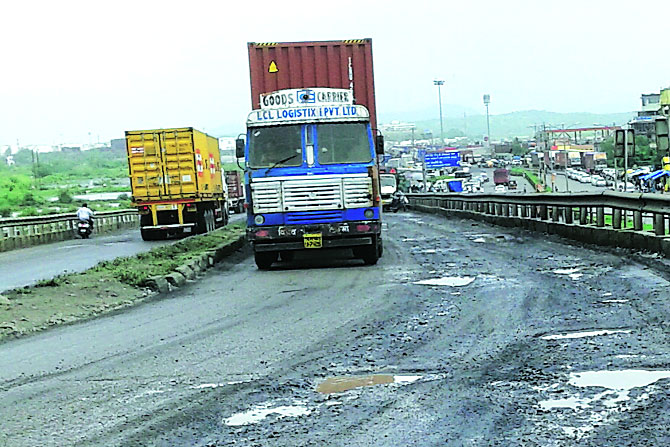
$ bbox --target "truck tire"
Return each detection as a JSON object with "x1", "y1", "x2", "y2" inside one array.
[
  {"x1": 255, "y1": 251, "x2": 277, "y2": 270},
  {"x1": 196, "y1": 208, "x2": 210, "y2": 234},
  {"x1": 355, "y1": 236, "x2": 381, "y2": 265},
  {"x1": 141, "y1": 228, "x2": 165, "y2": 241}
]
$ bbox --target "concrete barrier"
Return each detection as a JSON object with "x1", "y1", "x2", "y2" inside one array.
[
  {"x1": 0, "y1": 210, "x2": 139, "y2": 253},
  {"x1": 409, "y1": 193, "x2": 670, "y2": 258}
]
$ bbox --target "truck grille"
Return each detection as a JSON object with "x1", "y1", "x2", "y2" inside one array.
[
  {"x1": 250, "y1": 181, "x2": 282, "y2": 213},
  {"x1": 251, "y1": 175, "x2": 372, "y2": 214},
  {"x1": 343, "y1": 177, "x2": 373, "y2": 207},
  {"x1": 285, "y1": 210, "x2": 344, "y2": 224}
]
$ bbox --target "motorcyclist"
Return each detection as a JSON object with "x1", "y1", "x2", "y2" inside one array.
[
  {"x1": 390, "y1": 190, "x2": 408, "y2": 212},
  {"x1": 76, "y1": 203, "x2": 95, "y2": 229}
]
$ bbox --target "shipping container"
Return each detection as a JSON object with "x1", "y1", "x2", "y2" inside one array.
[
  {"x1": 247, "y1": 39, "x2": 377, "y2": 130},
  {"x1": 225, "y1": 170, "x2": 245, "y2": 213},
  {"x1": 125, "y1": 128, "x2": 228, "y2": 240},
  {"x1": 494, "y1": 168, "x2": 510, "y2": 185},
  {"x1": 554, "y1": 151, "x2": 567, "y2": 169}
]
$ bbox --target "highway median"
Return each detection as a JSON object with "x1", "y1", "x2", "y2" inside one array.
[{"x1": 0, "y1": 223, "x2": 245, "y2": 342}]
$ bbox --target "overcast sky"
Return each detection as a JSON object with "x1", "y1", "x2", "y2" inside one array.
[{"x1": 1, "y1": 0, "x2": 669, "y2": 145}]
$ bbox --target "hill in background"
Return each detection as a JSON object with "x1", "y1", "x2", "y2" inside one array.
[{"x1": 380, "y1": 109, "x2": 635, "y2": 141}]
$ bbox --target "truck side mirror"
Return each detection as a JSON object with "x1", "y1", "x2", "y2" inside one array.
[
  {"x1": 375, "y1": 134, "x2": 384, "y2": 155},
  {"x1": 235, "y1": 138, "x2": 245, "y2": 159}
]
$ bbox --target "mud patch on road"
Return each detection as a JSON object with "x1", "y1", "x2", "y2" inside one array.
[{"x1": 315, "y1": 374, "x2": 422, "y2": 394}]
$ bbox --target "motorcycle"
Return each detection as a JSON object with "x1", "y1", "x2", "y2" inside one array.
[
  {"x1": 389, "y1": 193, "x2": 409, "y2": 213},
  {"x1": 77, "y1": 219, "x2": 93, "y2": 239}
]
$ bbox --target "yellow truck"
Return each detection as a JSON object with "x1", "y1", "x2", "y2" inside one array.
[{"x1": 125, "y1": 128, "x2": 228, "y2": 240}]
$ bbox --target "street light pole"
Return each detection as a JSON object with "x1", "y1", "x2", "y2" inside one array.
[
  {"x1": 434, "y1": 80, "x2": 444, "y2": 146},
  {"x1": 483, "y1": 94, "x2": 491, "y2": 156}
]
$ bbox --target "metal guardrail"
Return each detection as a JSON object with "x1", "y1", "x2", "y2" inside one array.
[
  {"x1": 408, "y1": 191, "x2": 670, "y2": 256},
  {"x1": 0, "y1": 209, "x2": 139, "y2": 253}
]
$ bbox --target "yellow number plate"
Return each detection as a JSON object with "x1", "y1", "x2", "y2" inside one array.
[{"x1": 303, "y1": 233, "x2": 323, "y2": 249}]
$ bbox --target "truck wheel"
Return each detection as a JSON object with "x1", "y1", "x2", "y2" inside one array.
[
  {"x1": 141, "y1": 228, "x2": 164, "y2": 241},
  {"x1": 255, "y1": 251, "x2": 277, "y2": 270},
  {"x1": 207, "y1": 210, "x2": 215, "y2": 232},
  {"x1": 356, "y1": 237, "x2": 380, "y2": 265}
]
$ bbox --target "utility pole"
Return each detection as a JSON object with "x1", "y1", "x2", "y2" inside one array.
[
  {"x1": 483, "y1": 94, "x2": 492, "y2": 156},
  {"x1": 434, "y1": 80, "x2": 445, "y2": 146}
]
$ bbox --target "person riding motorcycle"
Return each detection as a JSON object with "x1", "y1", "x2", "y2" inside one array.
[
  {"x1": 390, "y1": 190, "x2": 409, "y2": 213},
  {"x1": 76, "y1": 203, "x2": 95, "y2": 229}
]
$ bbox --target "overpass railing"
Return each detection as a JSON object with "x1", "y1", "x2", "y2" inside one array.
[
  {"x1": 0, "y1": 209, "x2": 139, "y2": 252},
  {"x1": 408, "y1": 191, "x2": 670, "y2": 257}
]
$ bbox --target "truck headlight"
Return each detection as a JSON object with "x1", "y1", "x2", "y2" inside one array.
[{"x1": 254, "y1": 215, "x2": 265, "y2": 225}]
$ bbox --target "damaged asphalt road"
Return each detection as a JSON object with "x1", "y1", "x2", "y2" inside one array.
[{"x1": 1, "y1": 212, "x2": 670, "y2": 446}]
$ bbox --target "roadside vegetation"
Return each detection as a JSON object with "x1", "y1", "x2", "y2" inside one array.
[
  {"x1": 0, "y1": 147, "x2": 131, "y2": 218},
  {"x1": 0, "y1": 223, "x2": 244, "y2": 341},
  {"x1": 509, "y1": 167, "x2": 551, "y2": 192}
]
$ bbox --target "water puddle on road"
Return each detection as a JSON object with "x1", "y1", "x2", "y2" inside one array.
[
  {"x1": 537, "y1": 369, "x2": 670, "y2": 412},
  {"x1": 224, "y1": 401, "x2": 311, "y2": 426},
  {"x1": 554, "y1": 267, "x2": 582, "y2": 275},
  {"x1": 414, "y1": 277, "x2": 475, "y2": 287},
  {"x1": 540, "y1": 329, "x2": 631, "y2": 341},
  {"x1": 316, "y1": 374, "x2": 422, "y2": 394},
  {"x1": 569, "y1": 369, "x2": 670, "y2": 390}
]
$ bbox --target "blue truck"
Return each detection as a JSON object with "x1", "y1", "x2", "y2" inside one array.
[{"x1": 237, "y1": 40, "x2": 384, "y2": 270}]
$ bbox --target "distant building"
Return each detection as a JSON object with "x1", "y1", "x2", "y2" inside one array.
[
  {"x1": 494, "y1": 142, "x2": 512, "y2": 154},
  {"x1": 60, "y1": 146, "x2": 82, "y2": 153},
  {"x1": 5, "y1": 155, "x2": 15, "y2": 166},
  {"x1": 218, "y1": 137, "x2": 236, "y2": 163},
  {"x1": 631, "y1": 90, "x2": 667, "y2": 138},
  {"x1": 380, "y1": 121, "x2": 417, "y2": 132}
]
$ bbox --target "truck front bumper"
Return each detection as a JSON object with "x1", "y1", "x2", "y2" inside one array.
[{"x1": 247, "y1": 220, "x2": 381, "y2": 252}]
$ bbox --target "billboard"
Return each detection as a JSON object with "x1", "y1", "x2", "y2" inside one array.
[{"x1": 424, "y1": 151, "x2": 460, "y2": 168}]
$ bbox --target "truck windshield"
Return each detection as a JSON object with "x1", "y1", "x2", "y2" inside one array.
[
  {"x1": 380, "y1": 175, "x2": 396, "y2": 188},
  {"x1": 316, "y1": 123, "x2": 372, "y2": 165},
  {"x1": 248, "y1": 125, "x2": 302, "y2": 168}
]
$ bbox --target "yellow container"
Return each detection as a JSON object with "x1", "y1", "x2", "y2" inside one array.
[{"x1": 125, "y1": 128, "x2": 223, "y2": 203}]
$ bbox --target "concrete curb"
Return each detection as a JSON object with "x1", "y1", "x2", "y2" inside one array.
[{"x1": 144, "y1": 235, "x2": 246, "y2": 294}]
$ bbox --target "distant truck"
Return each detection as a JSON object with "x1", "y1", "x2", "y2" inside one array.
[
  {"x1": 568, "y1": 151, "x2": 582, "y2": 167},
  {"x1": 126, "y1": 128, "x2": 229, "y2": 240},
  {"x1": 380, "y1": 174, "x2": 397, "y2": 210},
  {"x1": 225, "y1": 171, "x2": 245, "y2": 213},
  {"x1": 494, "y1": 168, "x2": 510, "y2": 186},
  {"x1": 583, "y1": 152, "x2": 607, "y2": 172}
]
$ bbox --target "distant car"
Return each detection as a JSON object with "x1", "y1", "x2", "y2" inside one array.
[
  {"x1": 479, "y1": 173, "x2": 489, "y2": 183},
  {"x1": 616, "y1": 182, "x2": 636, "y2": 192},
  {"x1": 494, "y1": 185, "x2": 507, "y2": 193}
]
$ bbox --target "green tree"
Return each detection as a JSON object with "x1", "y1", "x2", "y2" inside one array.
[
  {"x1": 511, "y1": 138, "x2": 526, "y2": 156},
  {"x1": 58, "y1": 189, "x2": 73, "y2": 203}
]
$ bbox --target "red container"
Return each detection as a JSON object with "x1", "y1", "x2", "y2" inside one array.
[{"x1": 247, "y1": 39, "x2": 378, "y2": 130}]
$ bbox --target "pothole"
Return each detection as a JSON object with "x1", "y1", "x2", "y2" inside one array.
[
  {"x1": 223, "y1": 401, "x2": 311, "y2": 426},
  {"x1": 414, "y1": 277, "x2": 475, "y2": 287}
]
